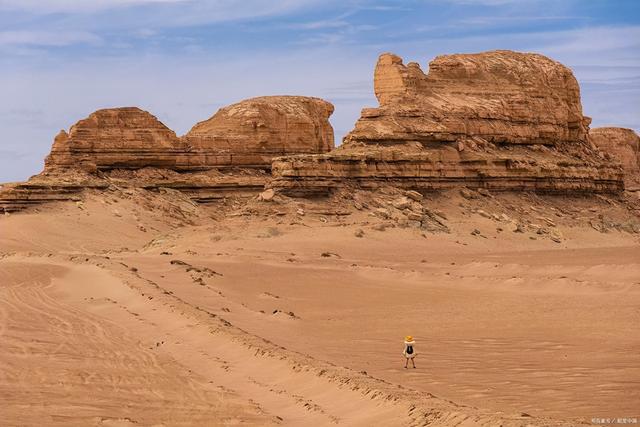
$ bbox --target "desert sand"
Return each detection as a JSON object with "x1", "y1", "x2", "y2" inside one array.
[
  {"x1": 2, "y1": 187, "x2": 638, "y2": 426},
  {"x1": 2, "y1": 49, "x2": 639, "y2": 426}
]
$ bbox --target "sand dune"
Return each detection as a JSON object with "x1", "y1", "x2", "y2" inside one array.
[{"x1": 0, "y1": 261, "x2": 272, "y2": 426}]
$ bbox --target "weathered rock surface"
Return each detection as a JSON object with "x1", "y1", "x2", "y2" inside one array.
[
  {"x1": 184, "y1": 96, "x2": 334, "y2": 168},
  {"x1": 271, "y1": 51, "x2": 624, "y2": 196},
  {"x1": 0, "y1": 174, "x2": 108, "y2": 212},
  {"x1": 45, "y1": 107, "x2": 184, "y2": 172},
  {"x1": 0, "y1": 169, "x2": 267, "y2": 213},
  {"x1": 45, "y1": 97, "x2": 334, "y2": 173},
  {"x1": 346, "y1": 50, "x2": 590, "y2": 147},
  {"x1": 590, "y1": 127, "x2": 640, "y2": 189},
  {"x1": 2, "y1": 97, "x2": 334, "y2": 212},
  {"x1": 0, "y1": 52, "x2": 630, "y2": 213},
  {"x1": 271, "y1": 145, "x2": 623, "y2": 197}
]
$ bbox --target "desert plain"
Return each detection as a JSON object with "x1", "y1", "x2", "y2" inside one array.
[{"x1": 1, "y1": 185, "x2": 639, "y2": 426}]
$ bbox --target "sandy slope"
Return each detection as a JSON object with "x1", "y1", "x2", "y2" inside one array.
[
  {"x1": 1, "y1": 189, "x2": 639, "y2": 426},
  {"x1": 0, "y1": 260, "x2": 272, "y2": 426}
]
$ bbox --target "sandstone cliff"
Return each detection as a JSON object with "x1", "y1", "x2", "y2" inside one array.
[
  {"x1": 1, "y1": 97, "x2": 335, "y2": 212},
  {"x1": 45, "y1": 107, "x2": 184, "y2": 172},
  {"x1": 44, "y1": 97, "x2": 334, "y2": 173},
  {"x1": 0, "y1": 51, "x2": 630, "y2": 214},
  {"x1": 272, "y1": 51, "x2": 623, "y2": 196},
  {"x1": 184, "y1": 96, "x2": 334, "y2": 168},
  {"x1": 590, "y1": 127, "x2": 640, "y2": 189},
  {"x1": 271, "y1": 145, "x2": 622, "y2": 197},
  {"x1": 346, "y1": 50, "x2": 590, "y2": 147}
]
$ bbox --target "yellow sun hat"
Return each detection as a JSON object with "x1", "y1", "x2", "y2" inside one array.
[{"x1": 405, "y1": 335, "x2": 413, "y2": 341}]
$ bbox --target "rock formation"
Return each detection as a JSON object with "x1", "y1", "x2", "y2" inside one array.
[
  {"x1": 271, "y1": 50, "x2": 624, "y2": 196},
  {"x1": 45, "y1": 97, "x2": 334, "y2": 173},
  {"x1": 2, "y1": 97, "x2": 334, "y2": 212},
  {"x1": 45, "y1": 107, "x2": 184, "y2": 172},
  {"x1": 271, "y1": 145, "x2": 623, "y2": 197},
  {"x1": 590, "y1": 127, "x2": 640, "y2": 189},
  {"x1": 184, "y1": 96, "x2": 334, "y2": 168},
  {"x1": 0, "y1": 172, "x2": 110, "y2": 212},
  {"x1": 346, "y1": 50, "x2": 590, "y2": 147},
  {"x1": 0, "y1": 51, "x2": 630, "y2": 213}
]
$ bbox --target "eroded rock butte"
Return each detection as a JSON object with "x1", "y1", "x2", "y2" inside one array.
[
  {"x1": 45, "y1": 96, "x2": 334, "y2": 172},
  {"x1": 1, "y1": 50, "x2": 634, "y2": 213},
  {"x1": 271, "y1": 50, "x2": 624, "y2": 196},
  {"x1": 183, "y1": 96, "x2": 334, "y2": 169},
  {"x1": 350, "y1": 50, "x2": 590, "y2": 146},
  {"x1": 1, "y1": 96, "x2": 333, "y2": 211}
]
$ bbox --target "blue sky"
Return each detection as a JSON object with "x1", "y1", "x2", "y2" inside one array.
[{"x1": 1, "y1": 0, "x2": 639, "y2": 182}]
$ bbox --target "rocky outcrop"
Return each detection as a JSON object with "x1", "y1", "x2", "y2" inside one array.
[
  {"x1": 346, "y1": 50, "x2": 590, "y2": 147},
  {"x1": 272, "y1": 51, "x2": 623, "y2": 196},
  {"x1": 0, "y1": 177, "x2": 107, "y2": 212},
  {"x1": 271, "y1": 145, "x2": 623, "y2": 197},
  {"x1": 184, "y1": 96, "x2": 334, "y2": 168},
  {"x1": 45, "y1": 97, "x2": 334, "y2": 173},
  {"x1": 1, "y1": 52, "x2": 629, "y2": 213},
  {"x1": 0, "y1": 169, "x2": 267, "y2": 213},
  {"x1": 45, "y1": 107, "x2": 184, "y2": 172},
  {"x1": 2, "y1": 97, "x2": 334, "y2": 212},
  {"x1": 590, "y1": 127, "x2": 640, "y2": 189}
]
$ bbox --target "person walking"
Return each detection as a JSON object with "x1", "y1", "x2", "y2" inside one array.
[{"x1": 403, "y1": 335, "x2": 416, "y2": 368}]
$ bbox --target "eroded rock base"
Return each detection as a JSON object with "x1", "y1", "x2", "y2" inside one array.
[
  {"x1": 0, "y1": 169, "x2": 267, "y2": 213},
  {"x1": 271, "y1": 145, "x2": 624, "y2": 197}
]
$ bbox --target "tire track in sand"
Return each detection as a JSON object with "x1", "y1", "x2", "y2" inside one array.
[{"x1": 0, "y1": 259, "x2": 276, "y2": 427}]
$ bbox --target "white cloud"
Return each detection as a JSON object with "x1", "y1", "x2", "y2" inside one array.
[
  {"x1": 294, "y1": 33, "x2": 347, "y2": 46},
  {"x1": 535, "y1": 26, "x2": 640, "y2": 60},
  {"x1": 0, "y1": 30, "x2": 101, "y2": 47},
  {"x1": 0, "y1": 0, "x2": 190, "y2": 13},
  {"x1": 0, "y1": 0, "x2": 331, "y2": 26},
  {"x1": 287, "y1": 19, "x2": 350, "y2": 30},
  {"x1": 437, "y1": 0, "x2": 540, "y2": 4},
  {"x1": 456, "y1": 15, "x2": 582, "y2": 26},
  {"x1": 133, "y1": 28, "x2": 159, "y2": 38}
]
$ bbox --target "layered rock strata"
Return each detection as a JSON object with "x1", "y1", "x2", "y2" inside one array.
[
  {"x1": 271, "y1": 145, "x2": 623, "y2": 197},
  {"x1": 45, "y1": 108, "x2": 184, "y2": 172},
  {"x1": 183, "y1": 96, "x2": 334, "y2": 169},
  {"x1": 0, "y1": 169, "x2": 267, "y2": 213},
  {"x1": 346, "y1": 50, "x2": 590, "y2": 147},
  {"x1": 271, "y1": 51, "x2": 624, "y2": 196},
  {"x1": 2, "y1": 97, "x2": 334, "y2": 212},
  {"x1": 44, "y1": 97, "x2": 334, "y2": 172},
  {"x1": 0, "y1": 176, "x2": 108, "y2": 213},
  {"x1": 590, "y1": 127, "x2": 640, "y2": 189},
  {"x1": 1, "y1": 51, "x2": 630, "y2": 213}
]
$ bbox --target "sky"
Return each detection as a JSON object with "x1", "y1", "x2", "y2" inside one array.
[{"x1": 0, "y1": 0, "x2": 639, "y2": 182}]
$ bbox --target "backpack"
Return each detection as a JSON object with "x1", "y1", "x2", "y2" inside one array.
[{"x1": 406, "y1": 345, "x2": 413, "y2": 355}]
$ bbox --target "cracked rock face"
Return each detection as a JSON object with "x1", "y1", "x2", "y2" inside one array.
[
  {"x1": 345, "y1": 50, "x2": 591, "y2": 147},
  {"x1": 590, "y1": 127, "x2": 640, "y2": 189}
]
